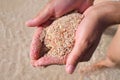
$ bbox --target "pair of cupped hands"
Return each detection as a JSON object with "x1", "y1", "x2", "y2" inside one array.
[{"x1": 26, "y1": 0, "x2": 117, "y2": 74}]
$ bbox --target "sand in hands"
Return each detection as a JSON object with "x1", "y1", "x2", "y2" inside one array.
[
  {"x1": 32, "y1": 13, "x2": 83, "y2": 66},
  {"x1": 41, "y1": 13, "x2": 83, "y2": 58}
]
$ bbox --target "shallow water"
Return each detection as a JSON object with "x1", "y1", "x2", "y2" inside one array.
[{"x1": 0, "y1": 0, "x2": 120, "y2": 80}]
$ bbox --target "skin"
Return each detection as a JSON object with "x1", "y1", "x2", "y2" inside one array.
[
  {"x1": 81, "y1": 26, "x2": 120, "y2": 73},
  {"x1": 26, "y1": 0, "x2": 120, "y2": 74},
  {"x1": 26, "y1": 0, "x2": 93, "y2": 27},
  {"x1": 106, "y1": 27, "x2": 120, "y2": 67}
]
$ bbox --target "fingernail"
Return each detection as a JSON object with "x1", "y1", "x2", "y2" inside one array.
[{"x1": 66, "y1": 65, "x2": 75, "y2": 74}]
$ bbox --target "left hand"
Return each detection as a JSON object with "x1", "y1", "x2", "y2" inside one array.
[{"x1": 66, "y1": 1, "x2": 120, "y2": 74}]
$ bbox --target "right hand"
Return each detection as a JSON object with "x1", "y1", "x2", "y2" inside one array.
[{"x1": 25, "y1": 0, "x2": 93, "y2": 27}]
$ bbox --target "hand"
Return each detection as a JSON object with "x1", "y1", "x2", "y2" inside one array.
[
  {"x1": 79, "y1": 26, "x2": 120, "y2": 74},
  {"x1": 26, "y1": 0, "x2": 94, "y2": 66},
  {"x1": 26, "y1": 0, "x2": 93, "y2": 27},
  {"x1": 66, "y1": 1, "x2": 120, "y2": 74}
]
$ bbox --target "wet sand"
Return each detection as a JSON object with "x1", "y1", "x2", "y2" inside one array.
[{"x1": 0, "y1": 0, "x2": 120, "y2": 80}]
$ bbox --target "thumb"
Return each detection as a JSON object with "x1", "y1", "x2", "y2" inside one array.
[{"x1": 66, "y1": 40, "x2": 88, "y2": 74}]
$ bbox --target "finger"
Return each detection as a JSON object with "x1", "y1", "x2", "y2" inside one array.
[
  {"x1": 32, "y1": 55, "x2": 67, "y2": 67},
  {"x1": 66, "y1": 39, "x2": 89, "y2": 74},
  {"x1": 30, "y1": 27, "x2": 43, "y2": 60},
  {"x1": 26, "y1": 3, "x2": 54, "y2": 27}
]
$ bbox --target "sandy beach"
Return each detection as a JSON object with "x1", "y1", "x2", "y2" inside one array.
[{"x1": 0, "y1": 0, "x2": 120, "y2": 80}]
